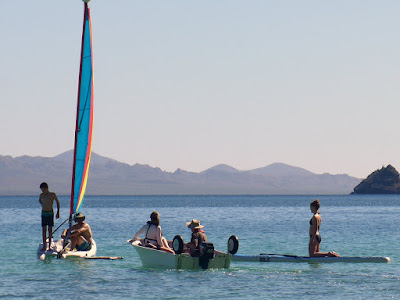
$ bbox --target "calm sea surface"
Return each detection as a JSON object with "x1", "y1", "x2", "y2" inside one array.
[{"x1": 0, "y1": 195, "x2": 399, "y2": 299}]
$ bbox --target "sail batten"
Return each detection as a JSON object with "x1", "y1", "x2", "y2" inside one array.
[{"x1": 70, "y1": 2, "x2": 94, "y2": 216}]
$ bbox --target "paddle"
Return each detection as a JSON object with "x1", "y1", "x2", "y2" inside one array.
[
  {"x1": 84, "y1": 256, "x2": 124, "y2": 260},
  {"x1": 52, "y1": 217, "x2": 69, "y2": 237},
  {"x1": 57, "y1": 215, "x2": 73, "y2": 258}
]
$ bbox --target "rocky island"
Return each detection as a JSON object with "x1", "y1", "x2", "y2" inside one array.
[{"x1": 352, "y1": 164, "x2": 400, "y2": 194}]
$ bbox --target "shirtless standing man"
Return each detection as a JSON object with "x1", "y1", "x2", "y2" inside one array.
[
  {"x1": 39, "y1": 182, "x2": 60, "y2": 251},
  {"x1": 62, "y1": 212, "x2": 94, "y2": 251}
]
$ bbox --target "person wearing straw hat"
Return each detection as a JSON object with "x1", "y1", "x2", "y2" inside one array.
[
  {"x1": 185, "y1": 219, "x2": 207, "y2": 256},
  {"x1": 61, "y1": 212, "x2": 93, "y2": 251}
]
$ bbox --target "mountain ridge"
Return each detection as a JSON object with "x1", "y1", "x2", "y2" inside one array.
[{"x1": 0, "y1": 150, "x2": 361, "y2": 195}]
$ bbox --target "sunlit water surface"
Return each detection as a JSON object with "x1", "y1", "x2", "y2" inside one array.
[{"x1": 0, "y1": 195, "x2": 399, "y2": 299}]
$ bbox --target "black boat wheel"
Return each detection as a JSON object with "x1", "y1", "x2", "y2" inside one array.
[
  {"x1": 227, "y1": 235, "x2": 239, "y2": 254},
  {"x1": 172, "y1": 235, "x2": 184, "y2": 254}
]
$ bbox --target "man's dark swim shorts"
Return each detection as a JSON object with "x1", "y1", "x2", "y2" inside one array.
[
  {"x1": 41, "y1": 211, "x2": 54, "y2": 227},
  {"x1": 76, "y1": 241, "x2": 91, "y2": 251}
]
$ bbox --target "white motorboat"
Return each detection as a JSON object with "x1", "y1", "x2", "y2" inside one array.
[{"x1": 128, "y1": 235, "x2": 239, "y2": 269}]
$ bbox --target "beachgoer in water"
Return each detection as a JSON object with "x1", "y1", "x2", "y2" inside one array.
[
  {"x1": 309, "y1": 199, "x2": 339, "y2": 257},
  {"x1": 131, "y1": 211, "x2": 174, "y2": 253},
  {"x1": 185, "y1": 219, "x2": 208, "y2": 257},
  {"x1": 39, "y1": 182, "x2": 60, "y2": 251},
  {"x1": 62, "y1": 212, "x2": 94, "y2": 251}
]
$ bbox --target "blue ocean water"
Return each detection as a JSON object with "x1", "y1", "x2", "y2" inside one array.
[{"x1": 0, "y1": 195, "x2": 399, "y2": 299}]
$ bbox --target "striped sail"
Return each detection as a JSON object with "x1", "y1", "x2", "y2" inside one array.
[{"x1": 70, "y1": 2, "x2": 94, "y2": 215}]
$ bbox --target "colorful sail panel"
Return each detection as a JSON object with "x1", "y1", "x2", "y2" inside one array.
[{"x1": 70, "y1": 3, "x2": 94, "y2": 215}]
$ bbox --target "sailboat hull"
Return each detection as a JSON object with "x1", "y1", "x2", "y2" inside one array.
[
  {"x1": 37, "y1": 239, "x2": 97, "y2": 259},
  {"x1": 128, "y1": 240, "x2": 231, "y2": 269}
]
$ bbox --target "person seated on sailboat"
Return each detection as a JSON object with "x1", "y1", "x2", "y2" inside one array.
[
  {"x1": 131, "y1": 211, "x2": 174, "y2": 254},
  {"x1": 184, "y1": 219, "x2": 208, "y2": 257},
  {"x1": 309, "y1": 199, "x2": 339, "y2": 257},
  {"x1": 61, "y1": 212, "x2": 94, "y2": 251}
]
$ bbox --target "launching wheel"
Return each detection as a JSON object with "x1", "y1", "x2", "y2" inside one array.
[
  {"x1": 172, "y1": 235, "x2": 184, "y2": 254},
  {"x1": 227, "y1": 235, "x2": 239, "y2": 254}
]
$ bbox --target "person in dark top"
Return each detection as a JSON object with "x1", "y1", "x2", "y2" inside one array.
[
  {"x1": 309, "y1": 199, "x2": 339, "y2": 257},
  {"x1": 185, "y1": 219, "x2": 207, "y2": 257}
]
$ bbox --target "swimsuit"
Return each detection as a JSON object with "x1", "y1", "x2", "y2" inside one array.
[
  {"x1": 310, "y1": 233, "x2": 322, "y2": 243},
  {"x1": 75, "y1": 241, "x2": 91, "y2": 251},
  {"x1": 316, "y1": 234, "x2": 322, "y2": 243},
  {"x1": 310, "y1": 216, "x2": 321, "y2": 243},
  {"x1": 41, "y1": 211, "x2": 54, "y2": 227},
  {"x1": 142, "y1": 223, "x2": 162, "y2": 249}
]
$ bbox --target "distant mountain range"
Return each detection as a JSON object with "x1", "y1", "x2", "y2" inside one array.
[{"x1": 0, "y1": 151, "x2": 361, "y2": 195}]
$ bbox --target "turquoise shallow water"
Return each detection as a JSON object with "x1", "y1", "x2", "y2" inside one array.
[{"x1": 0, "y1": 195, "x2": 399, "y2": 299}]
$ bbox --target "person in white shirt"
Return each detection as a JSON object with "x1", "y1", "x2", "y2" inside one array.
[{"x1": 131, "y1": 211, "x2": 174, "y2": 253}]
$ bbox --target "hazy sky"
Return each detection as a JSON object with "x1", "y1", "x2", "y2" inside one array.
[{"x1": 1, "y1": 0, "x2": 399, "y2": 178}]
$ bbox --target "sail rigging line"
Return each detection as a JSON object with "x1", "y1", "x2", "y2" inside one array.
[
  {"x1": 52, "y1": 217, "x2": 69, "y2": 237},
  {"x1": 58, "y1": 214, "x2": 73, "y2": 258}
]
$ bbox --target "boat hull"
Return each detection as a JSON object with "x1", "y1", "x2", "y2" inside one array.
[
  {"x1": 232, "y1": 254, "x2": 390, "y2": 263},
  {"x1": 129, "y1": 240, "x2": 231, "y2": 269},
  {"x1": 37, "y1": 239, "x2": 97, "y2": 259}
]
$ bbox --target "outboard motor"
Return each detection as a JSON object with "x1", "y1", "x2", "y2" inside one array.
[{"x1": 199, "y1": 242, "x2": 215, "y2": 269}]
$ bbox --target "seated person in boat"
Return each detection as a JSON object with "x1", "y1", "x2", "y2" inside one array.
[
  {"x1": 185, "y1": 219, "x2": 207, "y2": 257},
  {"x1": 61, "y1": 212, "x2": 93, "y2": 251},
  {"x1": 309, "y1": 199, "x2": 339, "y2": 257},
  {"x1": 131, "y1": 211, "x2": 174, "y2": 254}
]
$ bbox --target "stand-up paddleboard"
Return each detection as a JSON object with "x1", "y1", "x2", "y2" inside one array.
[{"x1": 232, "y1": 253, "x2": 390, "y2": 263}]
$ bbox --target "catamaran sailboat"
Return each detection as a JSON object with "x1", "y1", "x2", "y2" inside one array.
[{"x1": 37, "y1": 0, "x2": 96, "y2": 259}]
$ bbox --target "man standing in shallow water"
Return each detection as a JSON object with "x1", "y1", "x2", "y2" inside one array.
[{"x1": 39, "y1": 182, "x2": 60, "y2": 251}]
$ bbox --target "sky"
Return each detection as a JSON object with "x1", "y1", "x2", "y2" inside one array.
[{"x1": 1, "y1": 0, "x2": 399, "y2": 178}]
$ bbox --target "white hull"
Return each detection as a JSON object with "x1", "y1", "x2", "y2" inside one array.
[
  {"x1": 128, "y1": 240, "x2": 231, "y2": 269},
  {"x1": 232, "y1": 254, "x2": 390, "y2": 263},
  {"x1": 37, "y1": 239, "x2": 97, "y2": 259}
]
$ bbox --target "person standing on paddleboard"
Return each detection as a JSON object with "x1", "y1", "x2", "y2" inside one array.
[
  {"x1": 309, "y1": 199, "x2": 339, "y2": 257},
  {"x1": 39, "y1": 182, "x2": 60, "y2": 251}
]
